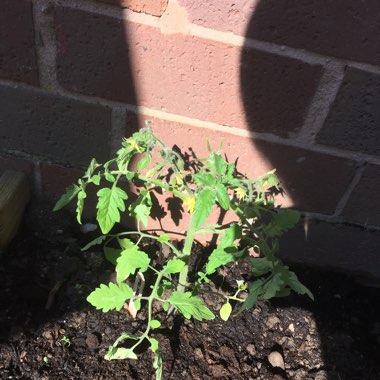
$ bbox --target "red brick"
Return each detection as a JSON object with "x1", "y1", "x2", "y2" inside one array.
[
  {"x1": 0, "y1": 155, "x2": 34, "y2": 177},
  {"x1": 316, "y1": 68, "x2": 380, "y2": 156},
  {"x1": 97, "y1": 0, "x2": 168, "y2": 16},
  {"x1": 0, "y1": 0, "x2": 38, "y2": 84},
  {"x1": 178, "y1": 0, "x2": 255, "y2": 36},
  {"x1": 54, "y1": 7, "x2": 322, "y2": 137},
  {"x1": 246, "y1": 0, "x2": 380, "y2": 66},
  {"x1": 280, "y1": 219, "x2": 380, "y2": 281},
  {"x1": 0, "y1": 84, "x2": 112, "y2": 167},
  {"x1": 126, "y1": 112, "x2": 355, "y2": 215},
  {"x1": 180, "y1": 0, "x2": 380, "y2": 66},
  {"x1": 343, "y1": 164, "x2": 380, "y2": 226}
]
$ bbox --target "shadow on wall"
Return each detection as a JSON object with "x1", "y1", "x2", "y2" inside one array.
[
  {"x1": 240, "y1": 0, "x2": 380, "y2": 280},
  {"x1": 240, "y1": 1, "x2": 380, "y2": 379}
]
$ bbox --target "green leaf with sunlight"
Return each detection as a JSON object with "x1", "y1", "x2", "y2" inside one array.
[{"x1": 96, "y1": 187, "x2": 128, "y2": 234}]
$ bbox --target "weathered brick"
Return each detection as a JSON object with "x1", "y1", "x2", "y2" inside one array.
[
  {"x1": 178, "y1": 0, "x2": 255, "y2": 36},
  {"x1": 0, "y1": 0, "x2": 38, "y2": 84},
  {"x1": 343, "y1": 164, "x2": 380, "y2": 226},
  {"x1": 97, "y1": 0, "x2": 168, "y2": 16},
  {"x1": 317, "y1": 68, "x2": 380, "y2": 156},
  {"x1": 54, "y1": 7, "x2": 322, "y2": 137},
  {"x1": 0, "y1": 155, "x2": 34, "y2": 176},
  {"x1": 182, "y1": 0, "x2": 380, "y2": 66},
  {"x1": 126, "y1": 112, "x2": 355, "y2": 215},
  {"x1": 279, "y1": 219, "x2": 380, "y2": 281},
  {"x1": 0, "y1": 84, "x2": 111, "y2": 167}
]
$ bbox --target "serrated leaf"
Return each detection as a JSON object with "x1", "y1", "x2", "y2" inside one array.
[
  {"x1": 208, "y1": 152, "x2": 227, "y2": 176},
  {"x1": 164, "y1": 259, "x2": 185, "y2": 274},
  {"x1": 96, "y1": 187, "x2": 128, "y2": 234},
  {"x1": 137, "y1": 154, "x2": 150, "y2": 170},
  {"x1": 219, "y1": 302, "x2": 232, "y2": 321},
  {"x1": 150, "y1": 320, "x2": 161, "y2": 329},
  {"x1": 194, "y1": 173, "x2": 215, "y2": 186},
  {"x1": 76, "y1": 189, "x2": 86, "y2": 224},
  {"x1": 87, "y1": 282, "x2": 133, "y2": 312},
  {"x1": 53, "y1": 184, "x2": 80, "y2": 211},
  {"x1": 239, "y1": 278, "x2": 265, "y2": 313},
  {"x1": 104, "y1": 247, "x2": 122, "y2": 266},
  {"x1": 266, "y1": 209, "x2": 300, "y2": 238},
  {"x1": 116, "y1": 246, "x2": 150, "y2": 282},
  {"x1": 90, "y1": 174, "x2": 101, "y2": 185},
  {"x1": 262, "y1": 273, "x2": 284, "y2": 299},
  {"x1": 219, "y1": 224, "x2": 241, "y2": 248},
  {"x1": 205, "y1": 246, "x2": 236, "y2": 275},
  {"x1": 81, "y1": 235, "x2": 107, "y2": 251},
  {"x1": 167, "y1": 292, "x2": 214, "y2": 321},
  {"x1": 84, "y1": 158, "x2": 100, "y2": 178},
  {"x1": 192, "y1": 188, "x2": 215, "y2": 228},
  {"x1": 287, "y1": 272, "x2": 314, "y2": 300},
  {"x1": 249, "y1": 257, "x2": 273, "y2": 277},
  {"x1": 105, "y1": 346, "x2": 137, "y2": 360},
  {"x1": 105, "y1": 172, "x2": 115, "y2": 183},
  {"x1": 215, "y1": 184, "x2": 230, "y2": 210}
]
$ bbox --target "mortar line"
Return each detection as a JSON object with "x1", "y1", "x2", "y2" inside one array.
[
  {"x1": 295, "y1": 62, "x2": 345, "y2": 146},
  {"x1": 299, "y1": 210, "x2": 380, "y2": 232},
  {"x1": 110, "y1": 107, "x2": 127, "y2": 156},
  {"x1": 333, "y1": 162, "x2": 367, "y2": 218},
  {"x1": 32, "y1": 0, "x2": 59, "y2": 90},
  {"x1": 33, "y1": 159, "x2": 43, "y2": 199},
  {"x1": 2, "y1": 77, "x2": 380, "y2": 166},
  {"x1": 46, "y1": 0, "x2": 380, "y2": 74}
]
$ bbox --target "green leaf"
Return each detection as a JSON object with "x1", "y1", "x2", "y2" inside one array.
[
  {"x1": 192, "y1": 188, "x2": 215, "y2": 228},
  {"x1": 164, "y1": 259, "x2": 185, "y2": 274},
  {"x1": 104, "y1": 247, "x2": 122, "y2": 266},
  {"x1": 219, "y1": 302, "x2": 232, "y2": 321},
  {"x1": 149, "y1": 337, "x2": 159, "y2": 352},
  {"x1": 167, "y1": 292, "x2": 214, "y2": 321},
  {"x1": 287, "y1": 272, "x2": 314, "y2": 300},
  {"x1": 53, "y1": 184, "x2": 79, "y2": 211},
  {"x1": 158, "y1": 233, "x2": 170, "y2": 243},
  {"x1": 219, "y1": 224, "x2": 241, "y2": 248},
  {"x1": 194, "y1": 173, "x2": 215, "y2": 186},
  {"x1": 96, "y1": 187, "x2": 128, "y2": 234},
  {"x1": 76, "y1": 189, "x2": 87, "y2": 224},
  {"x1": 249, "y1": 257, "x2": 273, "y2": 277},
  {"x1": 116, "y1": 245, "x2": 150, "y2": 282},
  {"x1": 105, "y1": 346, "x2": 137, "y2": 360},
  {"x1": 90, "y1": 174, "x2": 101, "y2": 185},
  {"x1": 137, "y1": 154, "x2": 151, "y2": 170},
  {"x1": 266, "y1": 209, "x2": 300, "y2": 238},
  {"x1": 205, "y1": 246, "x2": 235, "y2": 275},
  {"x1": 81, "y1": 235, "x2": 107, "y2": 251},
  {"x1": 239, "y1": 279, "x2": 266, "y2": 313},
  {"x1": 84, "y1": 158, "x2": 100, "y2": 178},
  {"x1": 262, "y1": 273, "x2": 284, "y2": 299},
  {"x1": 129, "y1": 191, "x2": 152, "y2": 228},
  {"x1": 105, "y1": 172, "x2": 115, "y2": 183},
  {"x1": 215, "y1": 184, "x2": 230, "y2": 210},
  {"x1": 87, "y1": 282, "x2": 133, "y2": 312},
  {"x1": 150, "y1": 320, "x2": 161, "y2": 329},
  {"x1": 208, "y1": 152, "x2": 227, "y2": 176}
]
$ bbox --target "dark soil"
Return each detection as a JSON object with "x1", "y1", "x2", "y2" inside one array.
[{"x1": 1, "y1": 203, "x2": 380, "y2": 380}]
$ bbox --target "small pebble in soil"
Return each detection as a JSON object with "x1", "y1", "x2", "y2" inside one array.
[
  {"x1": 266, "y1": 315, "x2": 281, "y2": 329},
  {"x1": 246, "y1": 343, "x2": 256, "y2": 356}
]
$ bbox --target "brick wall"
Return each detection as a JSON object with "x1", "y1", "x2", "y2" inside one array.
[{"x1": 1, "y1": 0, "x2": 379, "y2": 279}]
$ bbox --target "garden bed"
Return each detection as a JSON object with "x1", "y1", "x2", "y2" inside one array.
[{"x1": 0, "y1": 203, "x2": 379, "y2": 379}]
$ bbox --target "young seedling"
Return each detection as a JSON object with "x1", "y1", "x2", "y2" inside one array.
[{"x1": 54, "y1": 125, "x2": 312, "y2": 379}]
